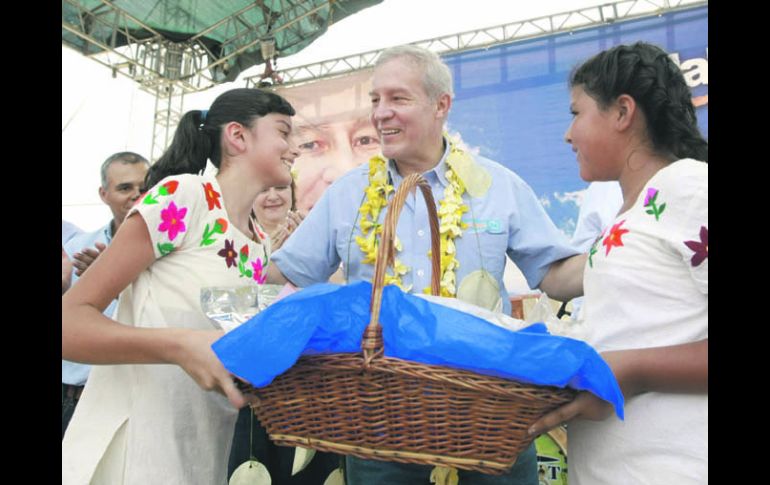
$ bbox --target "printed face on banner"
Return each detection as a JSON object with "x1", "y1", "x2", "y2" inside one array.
[{"x1": 277, "y1": 71, "x2": 380, "y2": 212}]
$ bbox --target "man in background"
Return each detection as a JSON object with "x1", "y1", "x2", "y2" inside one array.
[{"x1": 62, "y1": 151, "x2": 149, "y2": 438}]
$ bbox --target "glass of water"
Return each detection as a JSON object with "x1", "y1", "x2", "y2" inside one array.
[{"x1": 200, "y1": 285, "x2": 260, "y2": 333}]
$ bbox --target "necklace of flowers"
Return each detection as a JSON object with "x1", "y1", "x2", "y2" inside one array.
[{"x1": 355, "y1": 135, "x2": 469, "y2": 297}]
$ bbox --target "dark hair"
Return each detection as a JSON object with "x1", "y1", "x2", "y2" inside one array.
[
  {"x1": 144, "y1": 88, "x2": 295, "y2": 190},
  {"x1": 570, "y1": 42, "x2": 707, "y2": 163},
  {"x1": 100, "y1": 151, "x2": 149, "y2": 189}
]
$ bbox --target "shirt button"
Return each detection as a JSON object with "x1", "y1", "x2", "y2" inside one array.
[
  {"x1": 416, "y1": 269, "x2": 425, "y2": 277},
  {"x1": 417, "y1": 229, "x2": 425, "y2": 237}
]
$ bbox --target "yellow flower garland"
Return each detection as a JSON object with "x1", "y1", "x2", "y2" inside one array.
[{"x1": 355, "y1": 135, "x2": 470, "y2": 296}]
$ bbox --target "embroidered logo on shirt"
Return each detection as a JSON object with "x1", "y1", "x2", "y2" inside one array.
[{"x1": 467, "y1": 219, "x2": 504, "y2": 234}]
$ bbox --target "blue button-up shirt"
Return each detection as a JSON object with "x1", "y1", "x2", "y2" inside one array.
[
  {"x1": 62, "y1": 221, "x2": 117, "y2": 386},
  {"x1": 272, "y1": 140, "x2": 579, "y2": 315}
]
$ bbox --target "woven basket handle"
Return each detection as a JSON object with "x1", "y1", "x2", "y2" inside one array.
[{"x1": 362, "y1": 173, "x2": 441, "y2": 365}]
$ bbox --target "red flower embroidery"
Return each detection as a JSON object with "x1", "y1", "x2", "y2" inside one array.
[
  {"x1": 684, "y1": 226, "x2": 708, "y2": 267},
  {"x1": 162, "y1": 180, "x2": 179, "y2": 195},
  {"x1": 215, "y1": 218, "x2": 228, "y2": 233},
  {"x1": 602, "y1": 220, "x2": 629, "y2": 256},
  {"x1": 203, "y1": 182, "x2": 222, "y2": 211}
]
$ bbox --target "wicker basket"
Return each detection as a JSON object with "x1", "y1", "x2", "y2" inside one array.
[{"x1": 249, "y1": 173, "x2": 576, "y2": 475}]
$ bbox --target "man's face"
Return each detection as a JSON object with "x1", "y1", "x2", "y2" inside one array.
[
  {"x1": 369, "y1": 58, "x2": 444, "y2": 166},
  {"x1": 292, "y1": 115, "x2": 380, "y2": 212},
  {"x1": 99, "y1": 161, "x2": 148, "y2": 226}
]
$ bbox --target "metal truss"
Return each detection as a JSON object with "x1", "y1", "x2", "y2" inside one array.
[
  {"x1": 63, "y1": 0, "x2": 340, "y2": 93},
  {"x1": 63, "y1": 0, "x2": 343, "y2": 158},
  {"x1": 246, "y1": 0, "x2": 707, "y2": 88}
]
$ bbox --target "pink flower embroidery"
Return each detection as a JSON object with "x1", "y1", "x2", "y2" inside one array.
[
  {"x1": 158, "y1": 201, "x2": 187, "y2": 241},
  {"x1": 251, "y1": 258, "x2": 267, "y2": 284}
]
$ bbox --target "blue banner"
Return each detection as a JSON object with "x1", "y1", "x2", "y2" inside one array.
[{"x1": 445, "y1": 6, "x2": 708, "y2": 235}]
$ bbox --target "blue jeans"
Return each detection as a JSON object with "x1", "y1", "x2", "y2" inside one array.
[
  {"x1": 345, "y1": 442, "x2": 538, "y2": 485},
  {"x1": 62, "y1": 384, "x2": 82, "y2": 439}
]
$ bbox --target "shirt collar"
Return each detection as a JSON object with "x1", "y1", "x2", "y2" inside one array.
[
  {"x1": 385, "y1": 136, "x2": 451, "y2": 188},
  {"x1": 102, "y1": 220, "x2": 115, "y2": 243}
]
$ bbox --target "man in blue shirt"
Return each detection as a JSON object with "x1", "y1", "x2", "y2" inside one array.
[
  {"x1": 62, "y1": 151, "x2": 149, "y2": 438},
  {"x1": 267, "y1": 45, "x2": 585, "y2": 484}
]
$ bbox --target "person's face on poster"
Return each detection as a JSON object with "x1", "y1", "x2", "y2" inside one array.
[{"x1": 291, "y1": 112, "x2": 381, "y2": 212}]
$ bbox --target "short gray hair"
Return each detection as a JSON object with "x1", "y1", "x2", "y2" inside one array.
[
  {"x1": 375, "y1": 45, "x2": 454, "y2": 100},
  {"x1": 100, "y1": 151, "x2": 150, "y2": 189}
]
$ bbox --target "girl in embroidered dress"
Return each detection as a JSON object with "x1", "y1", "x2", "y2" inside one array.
[
  {"x1": 62, "y1": 88, "x2": 295, "y2": 485},
  {"x1": 530, "y1": 42, "x2": 708, "y2": 485}
]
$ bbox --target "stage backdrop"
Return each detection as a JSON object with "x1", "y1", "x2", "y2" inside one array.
[{"x1": 277, "y1": 5, "x2": 707, "y2": 235}]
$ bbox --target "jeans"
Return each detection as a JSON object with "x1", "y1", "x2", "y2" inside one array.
[
  {"x1": 345, "y1": 442, "x2": 538, "y2": 485},
  {"x1": 62, "y1": 384, "x2": 82, "y2": 439}
]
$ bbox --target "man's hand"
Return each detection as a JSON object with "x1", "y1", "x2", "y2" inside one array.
[
  {"x1": 62, "y1": 247, "x2": 74, "y2": 294},
  {"x1": 72, "y1": 242, "x2": 107, "y2": 276}
]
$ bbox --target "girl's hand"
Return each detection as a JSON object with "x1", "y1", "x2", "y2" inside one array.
[
  {"x1": 172, "y1": 329, "x2": 248, "y2": 409},
  {"x1": 528, "y1": 391, "x2": 614, "y2": 436}
]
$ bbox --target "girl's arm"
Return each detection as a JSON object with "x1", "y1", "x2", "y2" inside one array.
[
  {"x1": 529, "y1": 338, "x2": 708, "y2": 436},
  {"x1": 62, "y1": 214, "x2": 247, "y2": 408}
]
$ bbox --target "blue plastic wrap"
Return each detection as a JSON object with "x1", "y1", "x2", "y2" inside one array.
[{"x1": 213, "y1": 281, "x2": 624, "y2": 418}]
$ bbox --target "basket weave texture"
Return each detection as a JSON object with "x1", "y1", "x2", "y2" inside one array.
[{"x1": 250, "y1": 173, "x2": 575, "y2": 474}]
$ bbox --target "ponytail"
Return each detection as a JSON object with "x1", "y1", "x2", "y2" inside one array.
[{"x1": 144, "y1": 110, "x2": 212, "y2": 190}]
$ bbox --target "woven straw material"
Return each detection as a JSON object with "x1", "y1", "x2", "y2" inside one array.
[{"x1": 248, "y1": 174, "x2": 576, "y2": 474}]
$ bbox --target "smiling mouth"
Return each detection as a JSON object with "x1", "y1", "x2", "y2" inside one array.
[{"x1": 380, "y1": 128, "x2": 401, "y2": 136}]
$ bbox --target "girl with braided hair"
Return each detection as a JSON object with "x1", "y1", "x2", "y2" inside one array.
[{"x1": 529, "y1": 42, "x2": 707, "y2": 484}]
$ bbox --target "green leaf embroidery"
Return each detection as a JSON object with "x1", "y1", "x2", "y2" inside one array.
[
  {"x1": 239, "y1": 251, "x2": 248, "y2": 264},
  {"x1": 157, "y1": 242, "x2": 175, "y2": 255},
  {"x1": 158, "y1": 186, "x2": 169, "y2": 196},
  {"x1": 143, "y1": 193, "x2": 158, "y2": 205},
  {"x1": 645, "y1": 209, "x2": 655, "y2": 215},
  {"x1": 658, "y1": 203, "x2": 666, "y2": 216},
  {"x1": 200, "y1": 223, "x2": 217, "y2": 246},
  {"x1": 238, "y1": 260, "x2": 252, "y2": 279}
]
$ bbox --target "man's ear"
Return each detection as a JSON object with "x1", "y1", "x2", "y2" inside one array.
[
  {"x1": 435, "y1": 93, "x2": 452, "y2": 119},
  {"x1": 615, "y1": 94, "x2": 637, "y2": 132},
  {"x1": 98, "y1": 186, "x2": 108, "y2": 204},
  {"x1": 222, "y1": 121, "x2": 247, "y2": 154}
]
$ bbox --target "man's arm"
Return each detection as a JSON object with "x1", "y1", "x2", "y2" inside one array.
[
  {"x1": 265, "y1": 263, "x2": 289, "y2": 285},
  {"x1": 538, "y1": 253, "x2": 587, "y2": 302}
]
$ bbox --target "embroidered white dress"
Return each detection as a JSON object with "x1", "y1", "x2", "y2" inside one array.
[
  {"x1": 62, "y1": 174, "x2": 270, "y2": 485},
  {"x1": 569, "y1": 159, "x2": 708, "y2": 485}
]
